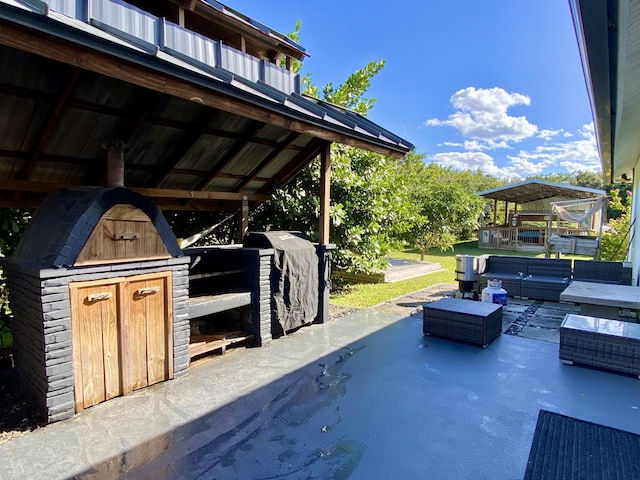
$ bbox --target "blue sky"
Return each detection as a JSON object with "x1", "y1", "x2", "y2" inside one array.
[{"x1": 227, "y1": 0, "x2": 599, "y2": 180}]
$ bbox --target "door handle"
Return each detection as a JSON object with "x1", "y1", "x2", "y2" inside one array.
[
  {"x1": 87, "y1": 292, "x2": 113, "y2": 302},
  {"x1": 137, "y1": 287, "x2": 160, "y2": 296}
]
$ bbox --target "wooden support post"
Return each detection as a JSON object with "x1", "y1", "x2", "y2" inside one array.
[
  {"x1": 545, "y1": 209, "x2": 552, "y2": 259},
  {"x1": 596, "y1": 198, "x2": 607, "y2": 260},
  {"x1": 492, "y1": 199, "x2": 497, "y2": 226},
  {"x1": 319, "y1": 141, "x2": 331, "y2": 244},
  {"x1": 239, "y1": 195, "x2": 249, "y2": 242},
  {"x1": 317, "y1": 141, "x2": 332, "y2": 324}
]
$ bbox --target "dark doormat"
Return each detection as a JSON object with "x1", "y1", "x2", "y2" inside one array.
[{"x1": 524, "y1": 410, "x2": 640, "y2": 480}]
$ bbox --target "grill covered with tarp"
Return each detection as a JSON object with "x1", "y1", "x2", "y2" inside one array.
[{"x1": 244, "y1": 231, "x2": 318, "y2": 336}]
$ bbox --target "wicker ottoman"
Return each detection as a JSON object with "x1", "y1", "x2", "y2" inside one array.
[
  {"x1": 560, "y1": 314, "x2": 640, "y2": 378},
  {"x1": 423, "y1": 298, "x2": 502, "y2": 348}
]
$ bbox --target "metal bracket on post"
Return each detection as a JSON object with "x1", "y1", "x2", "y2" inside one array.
[
  {"x1": 316, "y1": 243, "x2": 336, "y2": 324},
  {"x1": 239, "y1": 195, "x2": 249, "y2": 242}
]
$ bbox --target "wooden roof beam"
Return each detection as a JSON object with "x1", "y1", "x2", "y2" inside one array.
[
  {"x1": 195, "y1": 121, "x2": 263, "y2": 191},
  {"x1": 132, "y1": 186, "x2": 269, "y2": 203},
  {"x1": 19, "y1": 67, "x2": 81, "y2": 181},
  {"x1": 233, "y1": 131, "x2": 300, "y2": 192},
  {"x1": 150, "y1": 110, "x2": 223, "y2": 187},
  {"x1": 0, "y1": 82, "x2": 51, "y2": 102},
  {"x1": 0, "y1": 22, "x2": 407, "y2": 158},
  {"x1": 0, "y1": 178, "x2": 268, "y2": 201},
  {"x1": 258, "y1": 139, "x2": 324, "y2": 193}
]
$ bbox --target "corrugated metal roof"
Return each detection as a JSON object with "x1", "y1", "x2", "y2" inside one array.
[
  {"x1": 201, "y1": 0, "x2": 306, "y2": 56},
  {"x1": 0, "y1": 0, "x2": 413, "y2": 211},
  {"x1": 478, "y1": 180, "x2": 606, "y2": 204}
]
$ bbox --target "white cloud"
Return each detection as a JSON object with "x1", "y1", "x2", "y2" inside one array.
[
  {"x1": 464, "y1": 139, "x2": 511, "y2": 151},
  {"x1": 431, "y1": 151, "x2": 524, "y2": 180},
  {"x1": 426, "y1": 87, "x2": 538, "y2": 149},
  {"x1": 425, "y1": 86, "x2": 600, "y2": 178},
  {"x1": 506, "y1": 122, "x2": 600, "y2": 173},
  {"x1": 537, "y1": 128, "x2": 565, "y2": 140},
  {"x1": 430, "y1": 123, "x2": 600, "y2": 179}
]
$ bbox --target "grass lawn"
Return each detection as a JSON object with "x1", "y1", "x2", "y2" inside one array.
[{"x1": 330, "y1": 240, "x2": 587, "y2": 309}]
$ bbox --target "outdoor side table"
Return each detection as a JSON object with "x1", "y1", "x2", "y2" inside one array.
[
  {"x1": 423, "y1": 298, "x2": 502, "y2": 348},
  {"x1": 559, "y1": 281, "x2": 640, "y2": 320},
  {"x1": 560, "y1": 314, "x2": 640, "y2": 378}
]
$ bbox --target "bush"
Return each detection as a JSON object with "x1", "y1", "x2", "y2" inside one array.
[{"x1": 600, "y1": 189, "x2": 631, "y2": 261}]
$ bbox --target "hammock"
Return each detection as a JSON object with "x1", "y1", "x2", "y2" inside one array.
[{"x1": 551, "y1": 197, "x2": 607, "y2": 224}]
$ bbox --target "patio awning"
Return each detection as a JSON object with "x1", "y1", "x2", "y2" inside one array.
[{"x1": 0, "y1": 0, "x2": 414, "y2": 211}]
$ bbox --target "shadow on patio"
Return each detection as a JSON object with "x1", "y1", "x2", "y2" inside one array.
[{"x1": 1, "y1": 295, "x2": 639, "y2": 479}]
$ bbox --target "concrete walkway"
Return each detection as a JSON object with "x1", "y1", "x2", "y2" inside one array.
[
  {"x1": 384, "y1": 258, "x2": 444, "y2": 282},
  {"x1": 1, "y1": 292, "x2": 638, "y2": 479}
]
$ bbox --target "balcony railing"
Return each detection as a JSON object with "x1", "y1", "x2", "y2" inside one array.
[
  {"x1": 479, "y1": 227, "x2": 599, "y2": 250},
  {"x1": 37, "y1": 0, "x2": 301, "y2": 95}
]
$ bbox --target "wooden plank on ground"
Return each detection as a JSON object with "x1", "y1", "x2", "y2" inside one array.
[{"x1": 189, "y1": 331, "x2": 252, "y2": 359}]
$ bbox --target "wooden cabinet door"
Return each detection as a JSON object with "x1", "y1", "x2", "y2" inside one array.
[
  {"x1": 70, "y1": 272, "x2": 173, "y2": 412},
  {"x1": 70, "y1": 282, "x2": 121, "y2": 412},
  {"x1": 124, "y1": 273, "x2": 173, "y2": 391}
]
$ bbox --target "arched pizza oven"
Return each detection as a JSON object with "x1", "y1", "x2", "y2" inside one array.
[{"x1": 3, "y1": 187, "x2": 190, "y2": 423}]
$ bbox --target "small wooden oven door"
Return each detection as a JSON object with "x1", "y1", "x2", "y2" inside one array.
[{"x1": 69, "y1": 272, "x2": 173, "y2": 412}]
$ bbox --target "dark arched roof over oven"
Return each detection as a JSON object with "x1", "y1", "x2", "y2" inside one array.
[{"x1": 11, "y1": 186, "x2": 182, "y2": 268}]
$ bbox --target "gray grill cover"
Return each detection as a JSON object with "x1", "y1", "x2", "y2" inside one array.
[{"x1": 244, "y1": 231, "x2": 318, "y2": 335}]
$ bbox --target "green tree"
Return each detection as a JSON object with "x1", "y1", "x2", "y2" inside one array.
[
  {"x1": 0, "y1": 209, "x2": 32, "y2": 349},
  {"x1": 253, "y1": 141, "x2": 417, "y2": 274},
  {"x1": 574, "y1": 171, "x2": 605, "y2": 190},
  {"x1": 527, "y1": 172, "x2": 574, "y2": 184},
  {"x1": 0, "y1": 209, "x2": 31, "y2": 257},
  {"x1": 398, "y1": 159, "x2": 486, "y2": 259},
  {"x1": 601, "y1": 189, "x2": 632, "y2": 261},
  {"x1": 252, "y1": 52, "x2": 421, "y2": 274}
]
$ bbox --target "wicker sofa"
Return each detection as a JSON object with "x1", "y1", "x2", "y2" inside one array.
[
  {"x1": 573, "y1": 259, "x2": 633, "y2": 285},
  {"x1": 478, "y1": 255, "x2": 570, "y2": 301},
  {"x1": 477, "y1": 255, "x2": 528, "y2": 297},
  {"x1": 521, "y1": 258, "x2": 572, "y2": 302},
  {"x1": 478, "y1": 256, "x2": 630, "y2": 302}
]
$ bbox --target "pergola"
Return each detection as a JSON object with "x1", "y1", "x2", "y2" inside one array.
[{"x1": 477, "y1": 180, "x2": 606, "y2": 256}]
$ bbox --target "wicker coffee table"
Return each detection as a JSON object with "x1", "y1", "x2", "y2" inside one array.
[
  {"x1": 560, "y1": 314, "x2": 640, "y2": 378},
  {"x1": 423, "y1": 298, "x2": 502, "y2": 348}
]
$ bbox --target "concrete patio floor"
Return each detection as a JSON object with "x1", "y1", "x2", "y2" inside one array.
[{"x1": 1, "y1": 287, "x2": 639, "y2": 479}]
